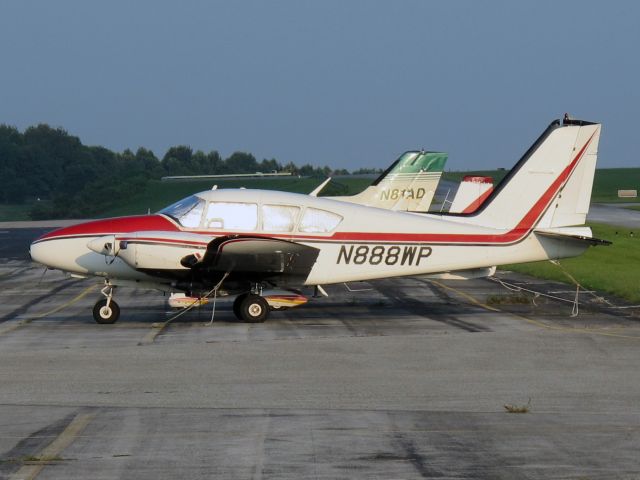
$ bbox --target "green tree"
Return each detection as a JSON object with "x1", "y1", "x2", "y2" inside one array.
[{"x1": 225, "y1": 152, "x2": 258, "y2": 174}]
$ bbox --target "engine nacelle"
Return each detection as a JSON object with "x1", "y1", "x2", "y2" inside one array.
[{"x1": 87, "y1": 232, "x2": 211, "y2": 271}]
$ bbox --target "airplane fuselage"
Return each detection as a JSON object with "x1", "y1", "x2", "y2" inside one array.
[{"x1": 30, "y1": 190, "x2": 589, "y2": 290}]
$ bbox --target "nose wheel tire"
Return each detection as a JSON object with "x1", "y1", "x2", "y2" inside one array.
[
  {"x1": 93, "y1": 299, "x2": 120, "y2": 324},
  {"x1": 235, "y1": 294, "x2": 269, "y2": 323}
]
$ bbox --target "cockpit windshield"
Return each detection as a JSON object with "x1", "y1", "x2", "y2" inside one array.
[{"x1": 159, "y1": 195, "x2": 205, "y2": 228}]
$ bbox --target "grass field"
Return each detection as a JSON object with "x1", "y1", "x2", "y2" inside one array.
[
  {"x1": 590, "y1": 168, "x2": 640, "y2": 202},
  {"x1": 0, "y1": 203, "x2": 34, "y2": 222},
  {"x1": 505, "y1": 223, "x2": 640, "y2": 304},
  {"x1": 3, "y1": 176, "x2": 372, "y2": 221}
]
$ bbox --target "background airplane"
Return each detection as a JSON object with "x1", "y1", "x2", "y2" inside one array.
[
  {"x1": 321, "y1": 152, "x2": 493, "y2": 215},
  {"x1": 448, "y1": 175, "x2": 494, "y2": 214},
  {"x1": 326, "y1": 151, "x2": 447, "y2": 212}
]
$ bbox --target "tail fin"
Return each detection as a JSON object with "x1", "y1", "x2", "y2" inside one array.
[
  {"x1": 450, "y1": 119, "x2": 601, "y2": 231},
  {"x1": 535, "y1": 121, "x2": 600, "y2": 228},
  {"x1": 329, "y1": 151, "x2": 447, "y2": 212},
  {"x1": 448, "y1": 175, "x2": 494, "y2": 213}
]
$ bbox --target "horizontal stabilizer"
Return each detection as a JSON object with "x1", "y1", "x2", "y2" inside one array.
[{"x1": 534, "y1": 228, "x2": 611, "y2": 246}]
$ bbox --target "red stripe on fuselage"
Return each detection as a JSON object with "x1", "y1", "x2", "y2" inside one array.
[
  {"x1": 119, "y1": 236, "x2": 208, "y2": 247},
  {"x1": 36, "y1": 215, "x2": 179, "y2": 241}
]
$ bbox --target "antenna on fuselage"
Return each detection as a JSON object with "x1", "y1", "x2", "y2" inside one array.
[{"x1": 309, "y1": 177, "x2": 332, "y2": 197}]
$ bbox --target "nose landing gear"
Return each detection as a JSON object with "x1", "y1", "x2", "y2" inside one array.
[{"x1": 93, "y1": 283, "x2": 120, "y2": 324}]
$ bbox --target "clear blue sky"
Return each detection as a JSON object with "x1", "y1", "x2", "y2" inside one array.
[{"x1": 1, "y1": 1, "x2": 638, "y2": 170}]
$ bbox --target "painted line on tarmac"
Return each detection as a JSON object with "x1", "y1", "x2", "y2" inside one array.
[
  {"x1": 138, "y1": 301, "x2": 210, "y2": 345},
  {"x1": 429, "y1": 280, "x2": 640, "y2": 341},
  {"x1": 138, "y1": 321, "x2": 168, "y2": 345},
  {"x1": 8, "y1": 412, "x2": 94, "y2": 480},
  {"x1": 20, "y1": 284, "x2": 99, "y2": 324},
  {"x1": 0, "y1": 284, "x2": 98, "y2": 337},
  {"x1": 429, "y1": 280, "x2": 501, "y2": 312},
  {"x1": 138, "y1": 310, "x2": 186, "y2": 345}
]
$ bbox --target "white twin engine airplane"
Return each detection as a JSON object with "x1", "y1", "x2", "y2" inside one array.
[{"x1": 30, "y1": 118, "x2": 608, "y2": 323}]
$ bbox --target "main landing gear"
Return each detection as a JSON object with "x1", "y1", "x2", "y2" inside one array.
[
  {"x1": 89, "y1": 280, "x2": 303, "y2": 324},
  {"x1": 230, "y1": 286, "x2": 309, "y2": 322},
  {"x1": 93, "y1": 282, "x2": 120, "y2": 324},
  {"x1": 232, "y1": 293, "x2": 269, "y2": 323}
]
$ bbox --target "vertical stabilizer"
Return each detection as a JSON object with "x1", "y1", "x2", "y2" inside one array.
[
  {"x1": 451, "y1": 119, "x2": 601, "y2": 231},
  {"x1": 329, "y1": 151, "x2": 447, "y2": 212},
  {"x1": 535, "y1": 122, "x2": 600, "y2": 228},
  {"x1": 449, "y1": 176, "x2": 494, "y2": 213}
]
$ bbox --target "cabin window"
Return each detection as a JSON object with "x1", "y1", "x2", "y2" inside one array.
[
  {"x1": 159, "y1": 195, "x2": 205, "y2": 228},
  {"x1": 205, "y1": 202, "x2": 258, "y2": 230},
  {"x1": 262, "y1": 205, "x2": 300, "y2": 232},
  {"x1": 299, "y1": 208, "x2": 342, "y2": 233}
]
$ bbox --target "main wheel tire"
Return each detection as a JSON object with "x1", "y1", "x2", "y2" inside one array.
[
  {"x1": 233, "y1": 293, "x2": 249, "y2": 320},
  {"x1": 239, "y1": 294, "x2": 269, "y2": 323},
  {"x1": 93, "y1": 299, "x2": 120, "y2": 324}
]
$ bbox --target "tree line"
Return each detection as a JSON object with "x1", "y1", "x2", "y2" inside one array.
[{"x1": 0, "y1": 124, "x2": 366, "y2": 219}]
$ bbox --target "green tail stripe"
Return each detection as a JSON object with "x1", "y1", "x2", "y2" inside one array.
[{"x1": 390, "y1": 152, "x2": 447, "y2": 174}]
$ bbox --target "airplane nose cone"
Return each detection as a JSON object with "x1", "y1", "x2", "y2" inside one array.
[
  {"x1": 29, "y1": 237, "x2": 90, "y2": 274},
  {"x1": 30, "y1": 240, "x2": 55, "y2": 267}
]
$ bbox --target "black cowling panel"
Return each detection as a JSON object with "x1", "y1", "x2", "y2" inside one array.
[{"x1": 183, "y1": 235, "x2": 320, "y2": 284}]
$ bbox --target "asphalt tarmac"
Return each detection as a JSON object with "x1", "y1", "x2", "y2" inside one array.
[
  {"x1": 1, "y1": 222, "x2": 640, "y2": 479},
  {"x1": 587, "y1": 203, "x2": 640, "y2": 229}
]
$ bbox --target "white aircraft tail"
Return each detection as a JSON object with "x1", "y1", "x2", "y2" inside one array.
[
  {"x1": 450, "y1": 119, "x2": 601, "y2": 231},
  {"x1": 534, "y1": 123, "x2": 599, "y2": 229},
  {"x1": 329, "y1": 151, "x2": 447, "y2": 212},
  {"x1": 448, "y1": 175, "x2": 494, "y2": 213}
]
